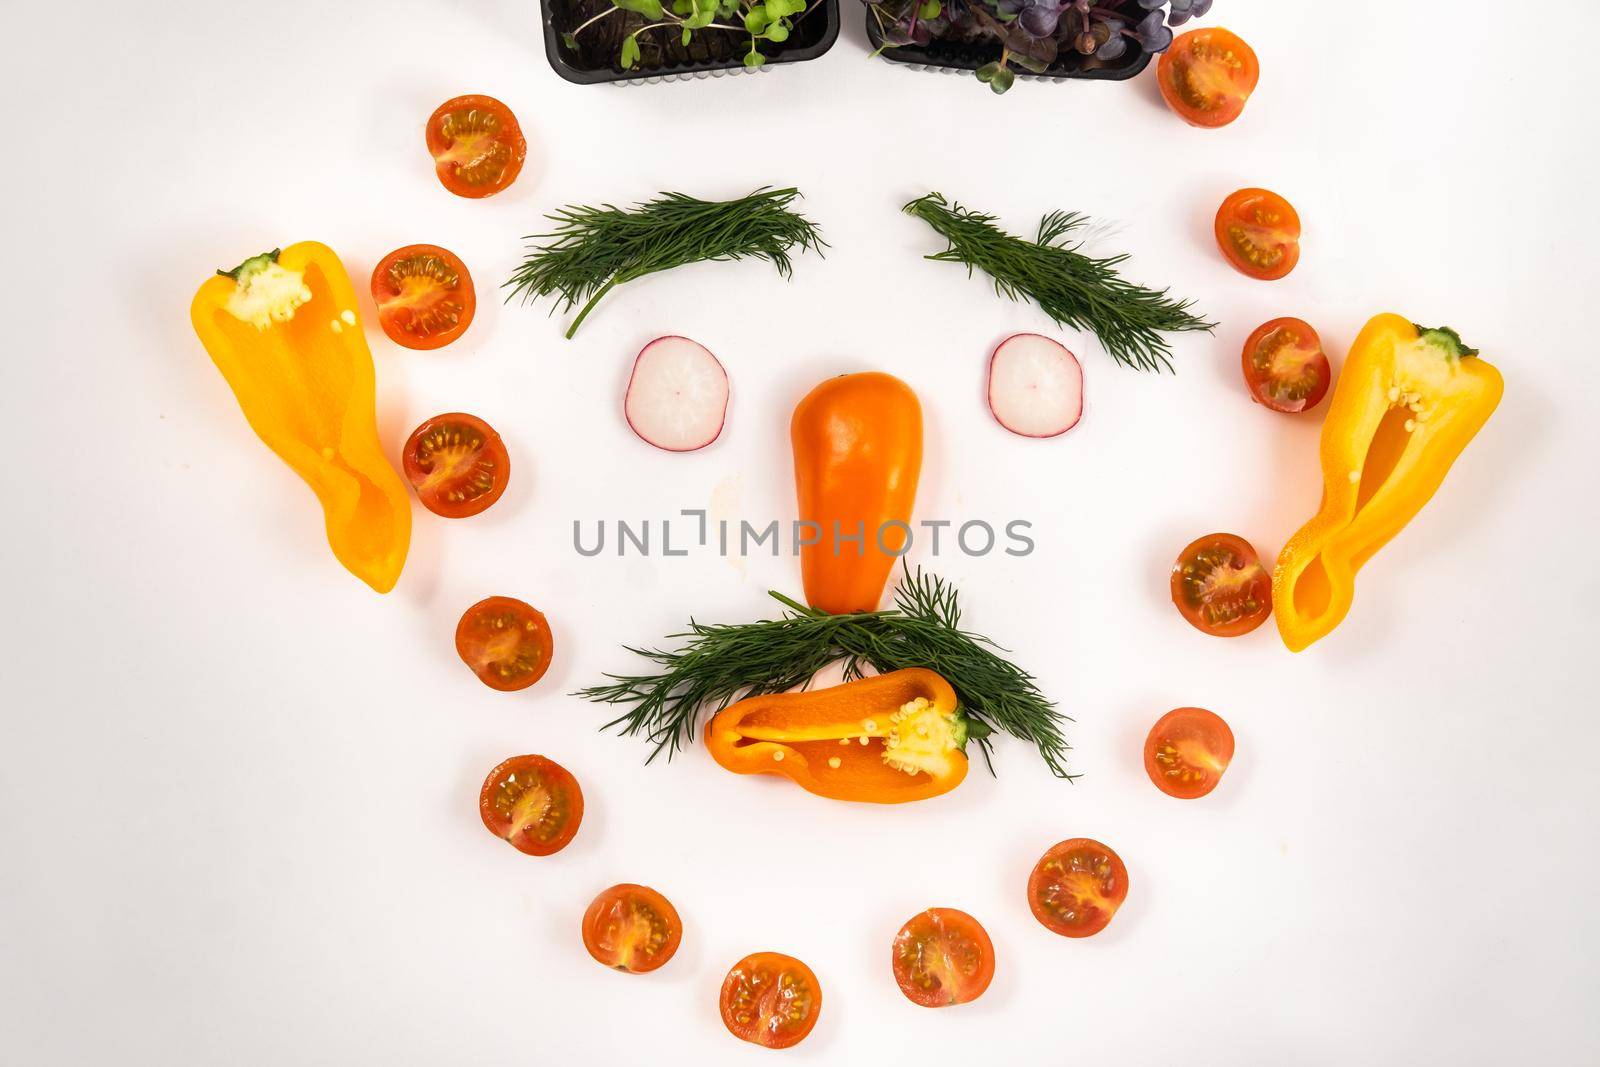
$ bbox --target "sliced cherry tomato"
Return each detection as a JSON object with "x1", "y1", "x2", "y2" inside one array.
[
  {"x1": 1158, "y1": 27, "x2": 1260, "y2": 128},
  {"x1": 1144, "y1": 707, "x2": 1235, "y2": 800},
  {"x1": 478, "y1": 754, "x2": 582, "y2": 856},
  {"x1": 1027, "y1": 838, "x2": 1129, "y2": 939},
  {"x1": 719, "y1": 952, "x2": 821, "y2": 1049},
  {"x1": 402, "y1": 413, "x2": 509, "y2": 518},
  {"x1": 371, "y1": 244, "x2": 475, "y2": 350},
  {"x1": 1242, "y1": 317, "x2": 1330, "y2": 413},
  {"x1": 891, "y1": 908, "x2": 995, "y2": 1008},
  {"x1": 1215, "y1": 188, "x2": 1301, "y2": 281},
  {"x1": 581, "y1": 884, "x2": 683, "y2": 974},
  {"x1": 425, "y1": 94, "x2": 526, "y2": 199},
  {"x1": 1171, "y1": 533, "x2": 1272, "y2": 637},
  {"x1": 455, "y1": 596, "x2": 553, "y2": 691}
]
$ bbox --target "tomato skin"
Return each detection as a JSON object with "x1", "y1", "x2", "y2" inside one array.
[
  {"x1": 1215, "y1": 188, "x2": 1301, "y2": 281},
  {"x1": 1171, "y1": 533, "x2": 1272, "y2": 637},
  {"x1": 891, "y1": 908, "x2": 995, "y2": 1008},
  {"x1": 402, "y1": 413, "x2": 509, "y2": 519},
  {"x1": 1028, "y1": 838, "x2": 1129, "y2": 938},
  {"x1": 478, "y1": 755, "x2": 583, "y2": 856},
  {"x1": 455, "y1": 596, "x2": 553, "y2": 692},
  {"x1": 1158, "y1": 27, "x2": 1260, "y2": 128},
  {"x1": 581, "y1": 884, "x2": 682, "y2": 974},
  {"x1": 1242, "y1": 317, "x2": 1331, "y2": 413},
  {"x1": 425, "y1": 94, "x2": 526, "y2": 199},
  {"x1": 719, "y1": 952, "x2": 821, "y2": 1049},
  {"x1": 1145, "y1": 707, "x2": 1235, "y2": 800},
  {"x1": 371, "y1": 245, "x2": 475, "y2": 350}
]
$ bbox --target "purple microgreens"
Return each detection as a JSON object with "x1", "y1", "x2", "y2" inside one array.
[{"x1": 868, "y1": 0, "x2": 1212, "y2": 93}]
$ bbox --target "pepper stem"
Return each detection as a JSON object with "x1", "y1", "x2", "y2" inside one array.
[
  {"x1": 217, "y1": 248, "x2": 282, "y2": 281},
  {"x1": 1413, "y1": 324, "x2": 1480, "y2": 359}
]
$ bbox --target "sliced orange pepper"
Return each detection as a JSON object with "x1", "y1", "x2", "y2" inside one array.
[
  {"x1": 791, "y1": 372, "x2": 922, "y2": 614},
  {"x1": 191, "y1": 243, "x2": 411, "y2": 592},
  {"x1": 1273, "y1": 315, "x2": 1503, "y2": 650},
  {"x1": 705, "y1": 669, "x2": 967, "y2": 804}
]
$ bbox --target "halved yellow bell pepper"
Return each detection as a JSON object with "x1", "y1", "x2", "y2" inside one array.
[
  {"x1": 1273, "y1": 314, "x2": 1502, "y2": 651},
  {"x1": 191, "y1": 242, "x2": 411, "y2": 592},
  {"x1": 705, "y1": 669, "x2": 967, "y2": 804}
]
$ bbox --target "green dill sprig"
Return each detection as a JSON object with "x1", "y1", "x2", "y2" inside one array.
[
  {"x1": 904, "y1": 191, "x2": 1214, "y2": 373},
  {"x1": 578, "y1": 566, "x2": 1074, "y2": 778},
  {"x1": 504, "y1": 187, "x2": 825, "y2": 338}
]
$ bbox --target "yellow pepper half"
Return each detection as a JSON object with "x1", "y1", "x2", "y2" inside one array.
[
  {"x1": 1273, "y1": 314, "x2": 1503, "y2": 651},
  {"x1": 191, "y1": 242, "x2": 411, "y2": 592}
]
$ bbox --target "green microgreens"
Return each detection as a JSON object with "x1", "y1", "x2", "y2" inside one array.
[{"x1": 562, "y1": 0, "x2": 816, "y2": 73}]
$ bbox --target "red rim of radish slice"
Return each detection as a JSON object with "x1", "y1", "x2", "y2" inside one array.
[
  {"x1": 624, "y1": 336, "x2": 730, "y2": 452},
  {"x1": 987, "y1": 333, "x2": 1084, "y2": 438}
]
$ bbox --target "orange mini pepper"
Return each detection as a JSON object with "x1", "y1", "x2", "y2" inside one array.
[
  {"x1": 1274, "y1": 315, "x2": 1503, "y2": 650},
  {"x1": 791, "y1": 372, "x2": 923, "y2": 614},
  {"x1": 705, "y1": 669, "x2": 967, "y2": 804},
  {"x1": 191, "y1": 243, "x2": 411, "y2": 592}
]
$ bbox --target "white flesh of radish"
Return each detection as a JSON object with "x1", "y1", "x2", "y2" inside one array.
[
  {"x1": 624, "y1": 336, "x2": 729, "y2": 452},
  {"x1": 987, "y1": 333, "x2": 1084, "y2": 438}
]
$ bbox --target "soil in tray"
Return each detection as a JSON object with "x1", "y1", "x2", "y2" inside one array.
[{"x1": 550, "y1": 0, "x2": 830, "y2": 73}]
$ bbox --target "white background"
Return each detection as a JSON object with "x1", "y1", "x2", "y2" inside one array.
[{"x1": 3, "y1": 1, "x2": 1598, "y2": 1063}]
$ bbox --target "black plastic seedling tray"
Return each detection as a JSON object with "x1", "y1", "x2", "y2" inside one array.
[
  {"x1": 542, "y1": 0, "x2": 841, "y2": 84},
  {"x1": 864, "y1": 14, "x2": 1152, "y2": 82}
]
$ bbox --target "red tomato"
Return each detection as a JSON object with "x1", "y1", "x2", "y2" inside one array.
[
  {"x1": 581, "y1": 884, "x2": 683, "y2": 974},
  {"x1": 425, "y1": 94, "x2": 526, "y2": 199},
  {"x1": 1171, "y1": 533, "x2": 1272, "y2": 637},
  {"x1": 719, "y1": 952, "x2": 821, "y2": 1049},
  {"x1": 371, "y1": 244, "x2": 475, "y2": 350},
  {"x1": 1215, "y1": 188, "x2": 1301, "y2": 281},
  {"x1": 455, "y1": 596, "x2": 553, "y2": 692},
  {"x1": 1144, "y1": 707, "x2": 1235, "y2": 800},
  {"x1": 1158, "y1": 27, "x2": 1260, "y2": 128},
  {"x1": 478, "y1": 754, "x2": 582, "y2": 856},
  {"x1": 402, "y1": 413, "x2": 509, "y2": 519},
  {"x1": 1242, "y1": 317, "x2": 1331, "y2": 413},
  {"x1": 1028, "y1": 838, "x2": 1129, "y2": 938},
  {"x1": 891, "y1": 908, "x2": 995, "y2": 1008}
]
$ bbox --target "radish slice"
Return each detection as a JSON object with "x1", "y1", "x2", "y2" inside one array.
[
  {"x1": 624, "y1": 336, "x2": 730, "y2": 452},
  {"x1": 987, "y1": 333, "x2": 1084, "y2": 438}
]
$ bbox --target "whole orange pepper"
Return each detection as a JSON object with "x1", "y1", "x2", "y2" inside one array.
[
  {"x1": 705, "y1": 669, "x2": 967, "y2": 804},
  {"x1": 791, "y1": 372, "x2": 922, "y2": 614}
]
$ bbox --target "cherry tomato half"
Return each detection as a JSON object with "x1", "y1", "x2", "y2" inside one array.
[
  {"x1": 1242, "y1": 317, "x2": 1331, "y2": 413},
  {"x1": 1171, "y1": 533, "x2": 1272, "y2": 637},
  {"x1": 1028, "y1": 838, "x2": 1129, "y2": 938},
  {"x1": 719, "y1": 952, "x2": 821, "y2": 1049},
  {"x1": 402, "y1": 413, "x2": 509, "y2": 519},
  {"x1": 478, "y1": 754, "x2": 583, "y2": 856},
  {"x1": 455, "y1": 596, "x2": 553, "y2": 692},
  {"x1": 581, "y1": 884, "x2": 683, "y2": 974},
  {"x1": 425, "y1": 94, "x2": 526, "y2": 199},
  {"x1": 1215, "y1": 188, "x2": 1301, "y2": 281},
  {"x1": 1158, "y1": 27, "x2": 1260, "y2": 128},
  {"x1": 891, "y1": 908, "x2": 995, "y2": 1008},
  {"x1": 1144, "y1": 707, "x2": 1235, "y2": 800},
  {"x1": 371, "y1": 245, "x2": 475, "y2": 350}
]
